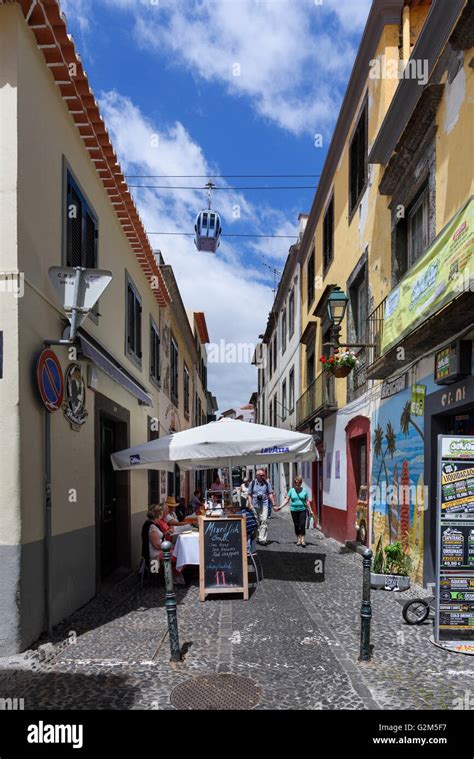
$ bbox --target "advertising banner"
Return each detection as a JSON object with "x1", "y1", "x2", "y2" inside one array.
[
  {"x1": 381, "y1": 197, "x2": 474, "y2": 353},
  {"x1": 436, "y1": 436, "x2": 474, "y2": 647}
]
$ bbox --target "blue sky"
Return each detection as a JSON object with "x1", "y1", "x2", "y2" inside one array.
[{"x1": 61, "y1": 0, "x2": 371, "y2": 410}]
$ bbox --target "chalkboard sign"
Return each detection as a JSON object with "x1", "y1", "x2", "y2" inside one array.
[{"x1": 199, "y1": 516, "x2": 249, "y2": 601}]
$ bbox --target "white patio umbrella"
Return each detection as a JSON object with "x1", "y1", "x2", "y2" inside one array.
[{"x1": 110, "y1": 418, "x2": 317, "y2": 472}]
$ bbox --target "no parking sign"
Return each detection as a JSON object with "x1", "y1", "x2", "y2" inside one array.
[{"x1": 36, "y1": 349, "x2": 64, "y2": 412}]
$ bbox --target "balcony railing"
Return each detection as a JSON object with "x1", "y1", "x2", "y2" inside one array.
[
  {"x1": 366, "y1": 297, "x2": 386, "y2": 368},
  {"x1": 347, "y1": 346, "x2": 368, "y2": 402},
  {"x1": 366, "y1": 289, "x2": 472, "y2": 379},
  {"x1": 296, "y1": 371, "x2": 337, "y2": 428}
]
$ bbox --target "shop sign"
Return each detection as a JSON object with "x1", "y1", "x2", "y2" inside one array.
[
  {"x1": 434, "y1": 340, "x2": 472, "y2": 386},
  {"x1": 435, "y1": 435, "x2": 474, "y2": 647},
  {"x1": 382, "y1": 197, "x2": 474, "y2": 353},
  {"x1": 381, "y1": 373, "x2": 407, "y2": 399},
  {"x1": 63, "y1": 363, "x2": 88, "y2": 430},
  {"x1": 410, "y1": 384, "x2": 426, "y2": 416}
]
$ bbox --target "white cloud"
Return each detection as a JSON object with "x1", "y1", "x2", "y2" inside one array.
[
  {"x1": 61, "y1": 0, "x2": 91, "y2": 31},
  {"x1": 99, "y1": 91, "x2": 277, "y2": 409},
  {"x1": 325, "y1": 0, "x2": 373, "y2": 32},
  {"x1": 96, "y1": 0, "x2": 368, "y2": 136}
]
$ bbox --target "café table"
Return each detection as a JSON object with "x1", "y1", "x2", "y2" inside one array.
[{"x1": 174, "y1": 531, "x2": 200, "y2": 571}]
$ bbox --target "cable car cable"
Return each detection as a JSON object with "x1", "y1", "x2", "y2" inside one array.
[
  {"x1": 128, "y1": 184, "x2": 317, "y2": 190},
  {"x1": 146, "y1": 232, "x2": 298, "y2": 238},
  {"x1": 124, "y1": 174, "x2": 321, "y2": 178}
]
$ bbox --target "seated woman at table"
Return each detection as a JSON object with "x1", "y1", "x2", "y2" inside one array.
[{"x1": 142, "y1": 505, "x2": 185, "y2": 585}]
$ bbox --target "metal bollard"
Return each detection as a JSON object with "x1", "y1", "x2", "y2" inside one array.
[
  {"x1": 359, "y1": 548, "x2": 373, "y2": 662},
  {"x1": 161, "y1": 541, "x2": 181, "y2": 662}
]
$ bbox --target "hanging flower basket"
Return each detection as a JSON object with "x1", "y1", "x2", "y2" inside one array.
[
  {"x1": 332, "y1": 365, "x2": 353, "y2": 378},
  {"x1": 320, "y1": 350, "x2": 358, "y2": 378}
]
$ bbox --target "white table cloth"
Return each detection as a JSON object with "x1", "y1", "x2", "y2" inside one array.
[{"x1": 174, "y1": 532, "x2": 200, "y2": 571}]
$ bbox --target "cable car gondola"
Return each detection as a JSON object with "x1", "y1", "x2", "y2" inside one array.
[{"x1": 194, "y1": 182, "x2": 222, "y2": 253}]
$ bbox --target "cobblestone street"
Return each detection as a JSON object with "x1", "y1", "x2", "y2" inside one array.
[{"x1": 0, "y1": 512, "x2": 473, "y2": 711}]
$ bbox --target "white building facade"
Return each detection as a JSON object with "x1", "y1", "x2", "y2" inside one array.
[{"x1": 255, "y1": 223, "x2": 305, "y2": 504}]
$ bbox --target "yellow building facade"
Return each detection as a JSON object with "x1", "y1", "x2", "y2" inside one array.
[{"x1": 296, "y1": 0, "x2": 473, "y2": 585}]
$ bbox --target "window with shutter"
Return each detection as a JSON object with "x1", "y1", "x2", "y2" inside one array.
[
  {"x1": 170, "y1": 337, "x2": 179, "y2": 403},
  {"x1": 150, "y1": 320, "x2": 160, "y2": 385},
  {"x1": 128, "y1": 285, "x2": 135, "y2": 353},
  {"x1": 84, "y1": 211, "x2": 97, "y2": 269},
  {"x1": 349, "y1": 101, "x2": 368, "y2": 216},
  {"x1": 65, "y1": 172, "x2": 98, "y2": 269},
  {"x1": 136, "y1": 301, "x2": 142, "y2": 359},
  {"x1": 126, "y1": 276, "x2": 142, "y2": 365},
  {"x1": 184, "y1": 364, "x2": 190, "y2": 417},
  {"x1": 288, "y1": 290, "x2": 295, "y2": 337},
  {"x1": 323, "y1": 196, "x2": 334, "y2": 274},
  {"x1": 67, "y1": 186, "x2": 83, "y2": 268},
  {"x1": 307, "y1": 248, "x2": 315, "y2": 309}
]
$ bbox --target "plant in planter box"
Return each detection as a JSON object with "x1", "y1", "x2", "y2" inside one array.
[
  {"x1": 319, "y1": 349, "x2": 358, "y2": 378},
  {"x1": 371, "y1": 537, "x2": 411, "y2": 590},
  {"x1": 384, "y1": 540, "x2": 411, "y2": 577}
]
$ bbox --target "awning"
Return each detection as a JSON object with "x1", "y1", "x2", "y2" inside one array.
[{"x1": 78, "y1": 332, "x2": 153, "y2": 406}]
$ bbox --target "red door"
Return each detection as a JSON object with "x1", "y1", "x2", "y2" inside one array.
[{"x1": 345, "y1": 417, "x2": 370, "y2": 544}]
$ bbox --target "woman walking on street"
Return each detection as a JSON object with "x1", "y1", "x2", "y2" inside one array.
[{"x1": 276, "y1": 476, "x2": 311, "y2": 547}]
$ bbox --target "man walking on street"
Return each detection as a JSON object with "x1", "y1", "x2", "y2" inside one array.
[{"x1": 247, "y1": 469, "x2": 275, "y2": 545}]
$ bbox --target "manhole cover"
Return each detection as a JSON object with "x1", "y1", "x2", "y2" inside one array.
[{"x1": 170, "y1": 674, "x2": 261, "y2": 710}]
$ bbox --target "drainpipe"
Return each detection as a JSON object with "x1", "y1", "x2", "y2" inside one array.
[{"x1": 402, "y1": 4, "x2": 411, "y2": 64}]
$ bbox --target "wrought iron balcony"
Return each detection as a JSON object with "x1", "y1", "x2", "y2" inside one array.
[
  {"x1": 296, "y1": 371, "x2": 337, "y2": 429},
  {"x1": 347, "y1": 346, "x2": 368, "y2": 402},
  {"x1": 366, "y1": 289, "x2": 473, "y2": 379}
]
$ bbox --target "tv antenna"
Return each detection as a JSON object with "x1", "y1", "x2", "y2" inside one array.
[{"x1": 261, "y1": 260, "x2": 282, "y2": 296}]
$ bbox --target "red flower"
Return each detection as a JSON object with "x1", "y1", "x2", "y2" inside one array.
[{"x1": 329, "y1": 356, "x2": 335, "y2": 363}]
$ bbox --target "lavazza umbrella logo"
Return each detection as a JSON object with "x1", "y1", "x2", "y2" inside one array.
[{"x1": 63, "y1": 364, "x2": 88, "y2": 430}]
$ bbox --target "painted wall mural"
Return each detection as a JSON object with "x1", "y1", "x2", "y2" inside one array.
[{"x1": 370, "y1": 373, "x2": 435, "y2": 585}]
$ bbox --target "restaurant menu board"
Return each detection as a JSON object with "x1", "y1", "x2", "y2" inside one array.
[
  {"x1": 436, "y1": 436, "x2": 474, "y2": 643},
  {"x1": 199, "y1": 516, "x2": 249, "y2": 601}
]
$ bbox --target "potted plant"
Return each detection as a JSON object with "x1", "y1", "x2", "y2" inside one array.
[
  {"x1": 319, "y1": 349, "x2": 358, "y2": 378},
  {"x1": 370, "y1": 537, "x2": 411, "y2": 591}
]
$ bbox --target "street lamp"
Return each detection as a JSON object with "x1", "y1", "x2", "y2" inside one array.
[
  {"x1": 327, "y1": 286, "x2": 349, "y2": 349},
  {"x1": 324, "y1": 285, "x2": 375, "y2": 353}
]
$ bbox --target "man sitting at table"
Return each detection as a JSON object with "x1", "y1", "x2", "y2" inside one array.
[{"x1": 165, "y1": 496, "x2": 198, "y2": 531}]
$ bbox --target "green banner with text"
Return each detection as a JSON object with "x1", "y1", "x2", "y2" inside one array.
[{"x1": 382, "y1": 197, "x2": 474, "y2": 353}]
